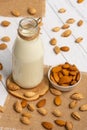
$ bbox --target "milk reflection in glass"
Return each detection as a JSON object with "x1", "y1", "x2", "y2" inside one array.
[{"x1": 12, "y1": 18, "x2": 44, "y2": 88}]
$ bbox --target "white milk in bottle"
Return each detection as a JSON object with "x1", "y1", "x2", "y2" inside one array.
[{"x1": 12, "y1": 17, "x2": 44, "y2": 88}]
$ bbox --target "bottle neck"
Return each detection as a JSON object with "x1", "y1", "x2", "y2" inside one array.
[{"x1": 18, "y1": 17, "x2": 40, "y2": 41}]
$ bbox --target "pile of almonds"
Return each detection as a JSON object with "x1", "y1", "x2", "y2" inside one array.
[{"x1": 50, "y1": 62, "x2": 80, "y2": 86}]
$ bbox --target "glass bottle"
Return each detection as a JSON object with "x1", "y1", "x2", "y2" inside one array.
[{"x1": 12, "y1": 17, "x2": 44, "y2": 88}]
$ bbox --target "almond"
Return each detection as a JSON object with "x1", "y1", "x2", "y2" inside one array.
[
  {"x1": 75, "y1": 37, "x2": 83, "y2": 43},
  {"x1": 76, "y1": 72, "x2": 80, "y2": 81},
  {"x1": 77, "y1": 0, "x2": 84, "y2": 3},
  {"x1": 58, "y1": 8, "x2": 66, "y2": 13},
  {"x1": 59, "y1": 76, "x2": 72, "y2": 84},
  {"x1": 0, "y1": 43, "x2": 7, "y2": 50},
  {"x1": 50, "y1": 38, "x2": 57, "y2": 45},
  {"x1": 55, "y1": 119, "x2": 66, "y2": 126},
  {"x1": 0, "y1": 63, "x2": 3, "y2": 70},
  {"x1": 61, "y1": 24, "x2": 70, "y2": 29},
  {"x1": 52, "y1": 109, "x2": 62, "y2": 117},
  {"x1": 36, "y1": 99, "x2": 46, "y2": 108},
  {"x1": 60, "y1": 46, "x2": 70, "y2": 51},
  {"x1": 65, "y1": 121, "x2": 73, "y2": 130},
  {"x1": 53, "y1": 46, "x2": 60, "y2": 54},
  {"x1": 22, "y1": 112, "x2": 32, "y2": 118},
  {"x1": 28, "y1": 7, "x2": 36, "y2": 15},
  {"x1": 54, "y1": 96, "x2": 62, "y2": 106},
  {"x1": 69, "y1": 100, "x2": 78, "y2": 109},
  {"x1": 1, "y1": 20, "x2": 10, "y2": 27},
  {"x1": 24, "y1": 91, "x2": 36, "y2": 98},
  {"x1": 37, "y1": 108, "x2": 47, "y2": 116},
  {"x1": 77, "y1": 20, "x2": 83, "y2": 26},
  {"x1": 50, "y1": 88, "x2": 62, "y2": 96},
  {"x1": 0, "y1": 105, "x2": 4, "y2": 113},
  {"x1": 71, "y1": 112, "x2": 80, "y2": 121},
  {"x1": 7, "y1": 80, "x2": 20, "y2": 91},
  {"x1": 11, "y1": 10, "x2": 20, "y2": 17},
  {"x1": 20, "y1": 116, "x2": 30, "y2": 125},
  {"x1": 52, "y1": 27, "x2": 60, "y2": 32},
  {"x1": 66, "y1": 18, "x2": 75, "y2": 24},
  {"x1": 62, "y1": 62, "x2": 70, "y2": 69},
  {"x1": 79, "y1": 104, "x2": 87, "y2": 111},
  {"x1": 27, "y1": 103, "x2": 35, "y2": 111},
  {"x1": 42, "y1": 121, "x2": 53, "y2": 130},
  {"x1": 51, "y1": 65, "x2": 62, "y2": 73},
  {"x1": 70, "y1": 93, "x2": 84, "y2": 100},
  {"x1": 14, "y1": 100, "x2": 22, "y2": 113},
  {"x1": 1, "y1": 36, "x2": 10, "y2": 42},
  {"x1": 21, "y1": 100, "x2": 28, "y2": 108},
  {"x1": 61, "y1": 30, "x2": 72, "y2": 37}
]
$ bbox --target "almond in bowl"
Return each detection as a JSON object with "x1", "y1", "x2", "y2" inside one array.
[{"x1": 48, "y1": 62, "x2": 81, "y2": 91}]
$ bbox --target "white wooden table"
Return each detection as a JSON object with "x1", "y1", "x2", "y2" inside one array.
[{"x1": 0, "y1": 0, "x2": 87, "y2": 106}]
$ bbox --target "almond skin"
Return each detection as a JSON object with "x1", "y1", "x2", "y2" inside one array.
[
  {"x1": 0, "y1": 63, "x2": 3, "y2": 70},
  {"x1": 11, "y1": 10, "x2": 20, "y2": 17},
  {"x1": 77, "y1": 20, "x2": 83, "y2": 26},
  {"x1": 60, "y1": 46, "x2": 70, "y2": 51},
  {"x1": 61, "y1": 30, "x2": 72, "y2": 37},
  {"x1": 50, "y1": 88, "x2": 62, "y2": 96},
  {"x1": 55, "y1": 119, "x2": 66, "y2": 126},
  {"x1": 36, "y1": 99, "x2": 46, "y2": 108},
  {"x1": 42, "y1": 121, "x2": 53, "y2": 130},
  {"x1": 53, "y1": 46, "x2": 60, "y2": 54},
  {"x1": 66, "y1": 18, "x2": 75, "y2": 24},
  {"x1": 21, "y1": 100, "x2": 28, "y2": 108},
  {"x1": 54, "y1": 96, "x2": 62, "y2": 106},
  {"x1": 1, "y1": 20, "x2": 11, "y2": 27},
  {"x1": 58, "y1": 8, "x2": 66, "y2": 13},
  {"x1": 50, "y1": 38, "x2": 57, "y2": 45},
  {"x1": 20, "y1": 116, "x2": 30, "y2": 125},
  {"x1": 1, "y1": 36, "x2": 10, "y2": 42},
  {"x1": 75, "y1": 37, "x2": 83, "y2": 43},
  {"x1": 61, "y1": 24, "x2": 70, "y2": 29},
  {"x1": 0, "y1": 43, "x2": 7, "y2": 50},
  {"x1": 77, "y1": 0, "x2": 84, "y2": 3},
  {"x1": 52, "y1": 27, "x2": 60, "y2": 32},
  {"x1": 28, "y1": 7, "x2": 36, "y2": 15}
]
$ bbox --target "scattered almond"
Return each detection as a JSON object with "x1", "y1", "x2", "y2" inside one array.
[
  {"x1": 14, "y1": 100, "x2": 22, "y2": 113},
  {"x1": 77, "y1": 20, "x2": 83, "y2": 26},
  {"x1": 71, "y1": 112, "x2": 80, "y2": 121},
  {"x1": 0, "y1": 63, "x2": 3, "y2": 70},
  {"x1": 50, "y1": 38, "x2": 57, "y2": 45},
  {"x1": 75, "y1": 37, "x2": 83, "y2": 43},
  {"x1": 66, "y1": 18, "x2": 75, "y2": 24},
  {"x1": 36, "y1": 99, "x2": 46, "y2": 108},
  {"x1": 11, "y1": 10, "x2": 20, "y2": 17},
  {"x1": 77, "y1": 0, "x2": 84, "y2": 3},
  {"x1": 54, "y1": 96, "x2": 62, "y2": 106},
  {"x1": 22, "y1": 112, "x2": 32, "y2": 118},
  {"x1": 70, "y1": 93, "x2": 84, "y2": 100},
  {"x1": 27, "y1": 103, "x2": 35, "y2": 111},
  {"x1": 1, "y1": 36, "x2": 10, "y2": 42},
  {"x1": 55, "y1": 119, "x2": 66, "y2": 126},
  {"x1": 53, "y1": 46, "x2": 60, "y2": 54},
  {"x1": 61, "y1": 29, "x2": 72, "y2": 37},
  {"x1": 61, "y1": 24, "x2": 70, "y2": 29},
  {"x1": 37, "y1": 108, "x2": 47, "y2": 116},
  {"x1": 0, "y1": 105, "x2": 4, "y2": 112},
  {"x1": 60, "y1": 46, "x2": 70, "y2": 52},
  {"x1": 69, "y1": 100, "x2": 78, "y2": 109},
  {"x1": 79, "y1": 104, "x2": 87, "y2": 111},
  {"x1": 58, "y1": 8, "x2": 66, "y2": 13},
  {"x1": 42, "y1": 121, "x2": 53, "y2": 130},
  {"x1": 59, "y1": 76, "x2": 72, "y2": 84},
  {"x1": 52, "y1": 109, "x2": 62, "y2": 117},
  {"x1": 20, "y1": 116, "x2": 30, "y2": 125},
  {"x1": 0, "y1": 43, "x2": 7, "y2": 50},
  {"x1": 21, "y1": 100, "x2": 28, "y2": 108},
  {"x1": 52, "y1": 27, "x2": 60, "y2": 32},
  {"x1": 7, "y1": 78, "x2": 20, "y2": 91},
  {"x1": 50, "y1": 87, "x2": 62, "y2": 96},
  {"x1": 65, "y1": 121, "x2": 73, "y2": 130},
  {"x1": 1, "y1": 20, "x2": 10, "y2": 27},
  {"x1": 28, "y1": 7, "x2": 37, "y2": 15},
  {"x1": 24, "y1": 91, "x2": 36, "y2": 98}
]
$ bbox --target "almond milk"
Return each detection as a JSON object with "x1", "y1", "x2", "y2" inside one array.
[{"x1": 12, "y1": 18, "x2": 44, "y2": 88}]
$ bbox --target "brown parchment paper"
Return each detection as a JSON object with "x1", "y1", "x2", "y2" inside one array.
[
  {"x1": 0, "y1": 0, "x2": 45, "y2": 17},
  {"x1": 0, "y1": 72, "x2": 87, "y2": 130}
]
